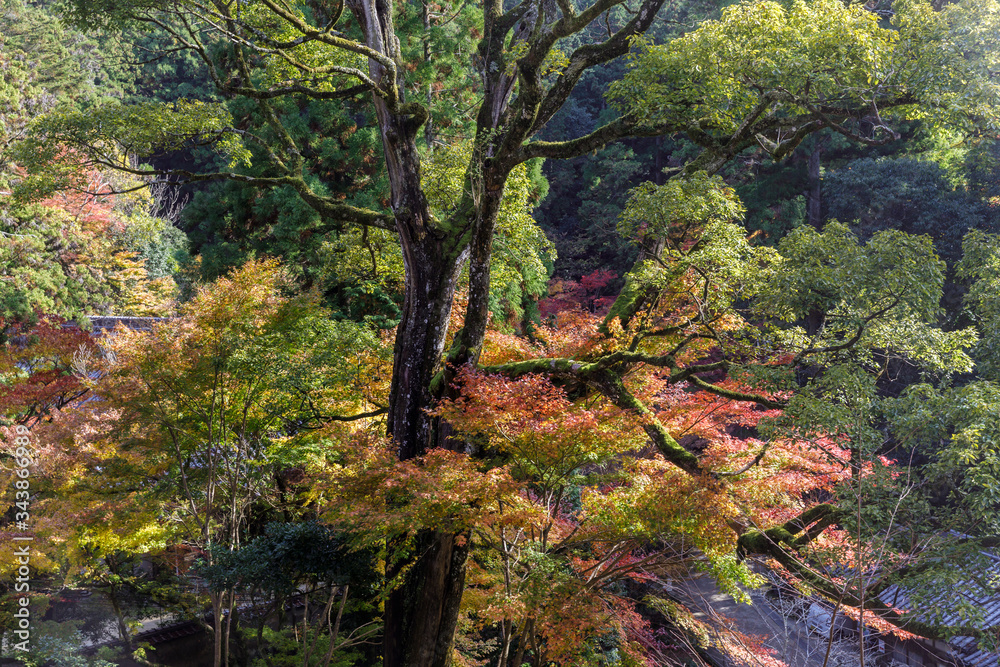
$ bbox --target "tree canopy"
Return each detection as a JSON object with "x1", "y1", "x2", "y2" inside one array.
[{"x1": 6, "y1": 0, "x2": 1000, "y2": 664}]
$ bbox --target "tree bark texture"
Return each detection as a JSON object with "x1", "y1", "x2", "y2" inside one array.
[{"x1": 384, "y1": 531, "x2": 472, "y2": 667}]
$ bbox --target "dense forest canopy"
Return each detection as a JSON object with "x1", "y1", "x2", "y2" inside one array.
[{"x1": 5, "y1": 0, "x2": 1000, "y2": 665}]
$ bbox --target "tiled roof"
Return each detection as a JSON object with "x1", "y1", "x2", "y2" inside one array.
[
  {"x1": 75, "y1": 316, "x2": 166, "y2": 331},
  {"x1": 879, "y1": 549, "x2": 1000, "y2": 667}
]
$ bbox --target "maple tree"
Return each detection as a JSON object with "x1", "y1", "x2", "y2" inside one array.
[
  {"x1": 0, "y1": 316, "x2": 101, "y2": 584},
  {"x1": 20, "y1": 260, "x2": 389, "y2": 665},
  {"x1": 0, "y1": 319, "x2": 109, "y2": 658},
  {"x1": 9, "y1": 0, "x2": 1000, "y2": 663},
  {"x1": 2, "y1": 161, "x2": 184, "y2": 324},
  {"x1": 306, "y1": 195, "x2": 970, "y2": 663},
  {"x1": 5, "y1": 209, "x2": 995, "y2": 662},
  {"x1": 0, "y1": 317, "x2": 99, "y2": 427},
  {"x1": 433, "y1": 369, "x2": 751, "y2": 665}
]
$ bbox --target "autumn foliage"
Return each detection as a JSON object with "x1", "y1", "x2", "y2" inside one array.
[{"x1": 1, "y1": 206, "x2": 982, "y2": 664}]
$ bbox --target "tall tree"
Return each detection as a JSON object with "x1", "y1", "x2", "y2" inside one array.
[{"x1": 14, "y1": 0, "x2": 1000, "y2": 663}]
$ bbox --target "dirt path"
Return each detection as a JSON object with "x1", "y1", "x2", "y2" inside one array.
[{"x1": 672, "y1": 574, "x2": 854, "y2": 667}]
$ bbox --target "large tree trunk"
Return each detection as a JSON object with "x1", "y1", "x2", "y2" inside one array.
[
  {"x1": 344, "y1": 1, "x2": 512, "y2": 662},
  {"x1": 381, "y1": 182, "x2": 473, "y2": 667},
  {"x1": 387, "y1": 234, "x2": 467, "y2": 459},
  {"x1": 384, "y1": 530, "x2": 471, "y2": 666},
  {"x1": 382, "y1": 192, "x2": 502, "y2": 666},
  {"x1": 355, "y1": 37, "x2": 480, "y2": 667}
]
